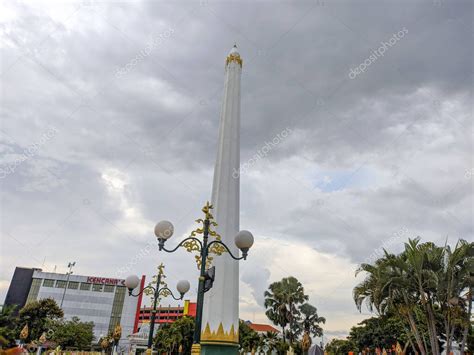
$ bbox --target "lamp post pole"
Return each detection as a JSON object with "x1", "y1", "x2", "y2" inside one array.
[
  {"x1": 125, "y1": 265, "x2": 190, "y2": 355},
  {"x1": 147, "y1": 266, "x2": 164, "y2": 351},
  {"x1": 155, "y1": 202, "x2": 254, "y2": 354},
  {"x1": 193, "y1": 218, "x2": 209, "y2": 347},
  {"x1": 60, "y1": 261, "x2": 75, "y2": 308}
]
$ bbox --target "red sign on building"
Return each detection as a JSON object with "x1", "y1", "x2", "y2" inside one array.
[{"x1": 86, "y1": 277, "x2": 125, "y2": 285}]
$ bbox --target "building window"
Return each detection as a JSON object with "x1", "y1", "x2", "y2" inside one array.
[
  {"x1": 68, "y1": 281, "x2": 79, "y2": 290},
  {"x1": 80, "y1": 283, "x2": 91, "y2": 291},
  {"x1": 26, "y1": 278, "x2": 42, "y2": 304},
  {"x1": 108, "y1": 286, "x2": 126, "y2": 334},
  {"x1": 43, "y1": 279, "x2": 54, "y2": 287},
  {"x1": 92, "y1": 284, "x2": 103, "y2": 292},
  {"x1": 104, "y1": 285, "x2": 115, "y2": 293},
  {"x1": 56, "y1": 280, "x2": 67, "y2": 288}
]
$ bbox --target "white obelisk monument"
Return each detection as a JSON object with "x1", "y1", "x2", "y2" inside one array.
[{"x1": 201, "y1": 45, "x2": 242, "y2": 354}]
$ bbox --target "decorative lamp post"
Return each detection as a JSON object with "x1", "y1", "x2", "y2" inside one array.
[
  {"x1": 154, "y1": 202, "x2": 254, "y2": 353},
  {"x1": 112, "y1": 324, "x2": 121, "y2": 355},
  {"x1": 125, "y1": 263, "x2": 190, "y2": 354},
  {"x1": 60, "y1": 261, "x2": 75, "y2": 308}
]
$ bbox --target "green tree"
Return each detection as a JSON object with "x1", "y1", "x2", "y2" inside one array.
[
  {"x1": 438, "y1": 239, "x2": 473, "y2": 354},
  {"x1": 264, "y1": 276, "x2": 308, "y2": 343},
  {"x1": 0, "y1": 305, "x2": 19, "y2": 348},
  {"x1": 239, "y1": 320, "x2": 259, "y2": 354},
  {"x1": 274, "y1": 339, "x2": 289, "y2": 355},
  {"x1": 354, "y1": 246, "x2": 428, "y2": 352},
  {"x1": 348, "y1": 314, "x2": 409, "y2": 352},
  {"x1": 18, "y1": 298, "x2": 63, "y2": 342},
  {"x1": 256, "y1": 333, "x2": 266, "y2": 355},
  {"x1": 325, "y1": 338, "x2": 357, "y2": 354},
  {"x1": 404, "y1": 239, "x2": 443, "y2": 354},
  {"x1": 262, "y1": 331, "x2": 278, "y2": 354},
  {"x1": 48, "y1": 316, "x2": 94, "y2": 349},
  {"x1": 354, "y1": 238, "x2": 474, "y2": 355},
  {"x1": 466, "y1": 324, "x2": 474, "y2": 353},
  {"x1": 299, "y1": 303, "x2": 325, "y2": 338},
  {"x1": 461, "y1": 286, "x2": 473, "y2": 355},
  {"x1": 170, "y1": 316, "x2": 194, "y2": 353},
  {"x1": 154, "y1": 323, "x2": 173, "y2": 353},
  {"x1": 154, "y1": 316, "x2": 195, "y2": 353}
]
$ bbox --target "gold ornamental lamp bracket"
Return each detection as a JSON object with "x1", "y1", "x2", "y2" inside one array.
[
  {"x1": 146, "y1": 263, "x2": 168, "y2": 302},
  {"x1": 182, "y1": 201, "x2": 227, "y2": 270}
]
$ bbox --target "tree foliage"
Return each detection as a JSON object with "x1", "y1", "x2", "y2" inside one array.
[
  {"x1": 262, "y1": 331, "x2": 279, "y2": 354},
  {"x1": 348, "y1": 314, "x2": 408, "y2": 352},
  {"x1": 264, "y1": 276, "x2": 326, "y2": 351},
  {"x1": 18, "y1": 298, "x2": 63, "y2": 342},
  {"x1": 239, "y1": 320, "x2": 259, "y2": 354},
  {"x1": 325, "y1": 338, "x2": 357, "y2": 354},
  {"x1": 299, "y1": 303, "x2": 325, "y2": 338},
  {"x1": 170, "y1": 316, "x2": 194, "y2": 353},
  {"x1": 354, "y1": 238, "x2": 473, "y2": 355},
  {"x1": 0, "y1": 305, "x2": 19, "y2": 348},
  {"x1": 154, "y1": 316, "x2": 194, "y2": 353},
  {"x1": 264, "y1": 276, "x2": 308, "y2": 343},
  {"x1": 48, "y1": 316, "x2": 94, "y2": 350}
]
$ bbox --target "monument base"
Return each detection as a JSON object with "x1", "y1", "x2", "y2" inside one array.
[{"x1": 201, "y1": 343, "x2": 239, "y2": 355}]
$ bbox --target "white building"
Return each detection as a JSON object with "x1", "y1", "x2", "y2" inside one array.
[{"x1": 6, "y1": 267, "x2": 144, "y2": 350}]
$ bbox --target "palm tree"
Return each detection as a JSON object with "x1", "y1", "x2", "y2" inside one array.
[
  {"x1": 265, "y1": 283, "x2": 289, "y2": 341},
  {"x1": 404, "y1": 239, "x2": 443, "y2": 355},
  {"x1": 299, "y1": 303, "x2": 325, "y2": 338},
  {"x1": 239, "y1": 320, "x2": 259, "y2": 354},
  {"x1": 354, "y1": 258, "x2": 391, "y2": 314},
  {"x1": 384, "y1": 252, "x2": 428, "y2": 354},
  {"x1": 460, "y1": 282, "x2": 473, "y2": 355},
  {"x1": 355, "y1": 252, "x2": 427, "y2": 354},
  {"x1": 438, "y1": 239, "x2": 473, "y2": 354},
  {"x1": 275, "y1": 339, "x2": 289, "y2": 354},
  {"x1": 354, "y1": 238, "x2": 474, "y2": 355},
  {"x1": 256, "y1": 334, "x2": 266, "y2": 354},
  {"x1": 170, "y1": 316, "x2": 194, "y2": 353},
  {"x1": 262, "y1": 331, "x2": 278, "y2": 355},
  {"x1": 264, "y1": 276, "x2": 308, "y2": 344}
]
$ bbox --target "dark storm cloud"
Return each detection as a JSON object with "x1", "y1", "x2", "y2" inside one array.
[{"x1": 1, "y1": 0, "x2": 472, "y2": 336}]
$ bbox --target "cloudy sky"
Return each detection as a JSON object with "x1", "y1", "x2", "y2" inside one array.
[{"x1": 1, "y1": 0, "x2": 472, "y2": 341}]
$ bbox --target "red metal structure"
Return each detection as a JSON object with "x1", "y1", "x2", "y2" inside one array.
[{"x1": 137, "y1": 300, "x2": 197, "y2": 327}]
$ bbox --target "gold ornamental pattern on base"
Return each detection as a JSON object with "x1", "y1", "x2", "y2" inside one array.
[
  {"x1": 201, "y1": 322, "x2": 238, "y2": 345},
  {"x1": 191, "y1": 344, "x2": 201, "y2": 354}
]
